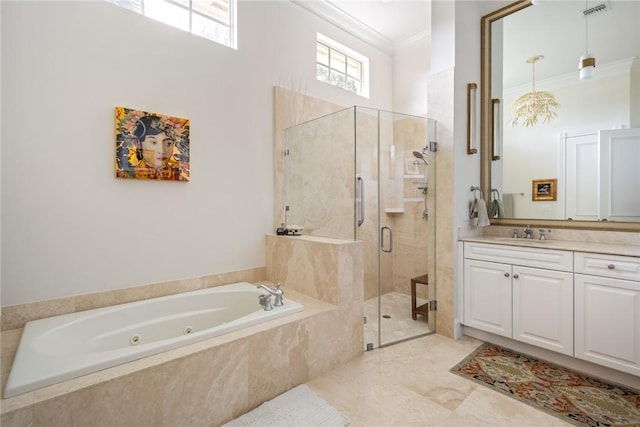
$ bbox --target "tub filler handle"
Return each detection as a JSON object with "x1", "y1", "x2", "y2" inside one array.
[
  {"x1": 257, "y1": 283, "x2": 284, "y2": 307},
  {"x1": 258, "y1": 294, "x2": 273, "y2": 311}
]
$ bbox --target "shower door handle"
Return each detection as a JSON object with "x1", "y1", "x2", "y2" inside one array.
[
  {"x1": 381, "y1": 226, "x2": 393, "y2": 253},
  {"x1": 357, "y1": 175, "x2": 365, "y2": 227}
]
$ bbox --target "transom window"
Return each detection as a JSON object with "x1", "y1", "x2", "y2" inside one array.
[
  {"x1": 107, "y1": 0, "x2": 236, "y2": 49},
  {"x1": 316, "y1": 33, "x2": 369, "y2": 98}
]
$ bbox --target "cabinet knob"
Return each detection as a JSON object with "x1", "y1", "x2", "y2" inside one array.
[
  {"x1": 608, "y1": 264, "x2": 615, "y2": 270},
  {"x1": 513, "y1": 274, "x2": 519, "y2": 279},
  {"x1": 504, "y1": 272, "x2": 510, "y2": 277}
]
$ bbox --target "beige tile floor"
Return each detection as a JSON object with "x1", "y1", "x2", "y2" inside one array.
[{"x1": 307, "y1": 334, "x2": 572, "y2": 426}]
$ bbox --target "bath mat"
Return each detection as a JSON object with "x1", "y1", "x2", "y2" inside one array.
[
  {"x1": 450, "y1": 342, "x2": 640, "y2": 427},
  {"x1": 223, "y1": 384, "x2": 349, "y2": 427}
]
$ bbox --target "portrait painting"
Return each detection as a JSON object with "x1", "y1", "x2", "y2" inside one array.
[
  {"x1": 532, "y1": 178, "x2": 557, "y2": 201},
  {"x1": 115, "y1": 106, "x2": 190, "y2": 181}
]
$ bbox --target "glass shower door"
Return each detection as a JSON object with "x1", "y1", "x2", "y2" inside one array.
[{"x1": 374, "y1": 110, "x2": 436, "y2": 347}]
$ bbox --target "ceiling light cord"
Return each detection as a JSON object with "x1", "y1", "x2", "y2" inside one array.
[{"x1": 585, "y1": 0, "x2": 589, "y2": 55}]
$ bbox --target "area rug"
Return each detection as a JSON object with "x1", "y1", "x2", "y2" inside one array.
[
  {"x1": 451, "y1": 342, "x2": 640, "y2": 427},
  {"x1": 223, "y1": 384, "x2": 349, "y2": 427}
]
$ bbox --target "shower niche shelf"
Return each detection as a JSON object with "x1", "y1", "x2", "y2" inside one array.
[{"x1": 385, "y1": 207, "x2": 404, "y2": 214}]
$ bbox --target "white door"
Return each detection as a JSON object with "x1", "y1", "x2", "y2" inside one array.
[
  {"x1": 575, "y1": 273, "x2": 640, "y2": 376},
  {"x1": 463, "y1": 259, "x2": 512, "y2": 338},
  {"x1": 599, "y1": 128, "x2": 640, "y2": 222},
  {"x1": 565, "y1": 133, "x2": 598, "y2": 221},
  {"x1": 512, "y1": 266, "x2": 574, "y2": 356}
]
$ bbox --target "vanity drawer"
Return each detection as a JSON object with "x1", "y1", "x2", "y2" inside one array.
[
  {"x1": 464, "y1": 242, "x2": 573, "y2": 272},
  {"x1": 575, "y1": 252, "x2": 640, "y2": 282}
]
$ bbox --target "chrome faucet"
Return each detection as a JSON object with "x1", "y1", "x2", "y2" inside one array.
[
  {"x1": 523, "y1": 225, "x2": 533, "y2": 239},
  {"x1": 539, "y1": 229, "x2": 551, "y2": 240},
  {"x1": 257, "y1": 283, "x2": 284, "y2": 307},
  {"x1": 512, "y1": 228, "x2": 519, "y2": 238}
]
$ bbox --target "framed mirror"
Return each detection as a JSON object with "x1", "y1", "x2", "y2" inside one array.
[{"x1": 481, "y1": 0, "x2": 640, "y2": 231}]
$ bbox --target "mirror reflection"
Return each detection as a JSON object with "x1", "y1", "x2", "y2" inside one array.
[{"x1": 489, "y1": 1, "x2": 640, "y2": 223}]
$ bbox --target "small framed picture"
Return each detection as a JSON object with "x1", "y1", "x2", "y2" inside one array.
[{"x1": 532, "y1": 178, "x2": 557, "y2": 201}]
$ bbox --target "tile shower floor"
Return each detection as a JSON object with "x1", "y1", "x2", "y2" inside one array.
[
  {"x1": 364, "y1": 292, "x2": 431, "y2": 348},
  {"x1": 307, "y1": 334, "x2": 572, "y2": 426}
]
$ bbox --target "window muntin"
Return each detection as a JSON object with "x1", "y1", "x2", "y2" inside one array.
[
  {"x1": 316, "y1": 33, "x2": 369, "y2": 98},
  {"x1": 107, "y1": 0, "x2": 236, "y2": 49}
]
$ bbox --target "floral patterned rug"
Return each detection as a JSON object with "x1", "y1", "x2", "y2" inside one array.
[{"x1": 450, "y1": 343, "x2": 640, "y2": 427}]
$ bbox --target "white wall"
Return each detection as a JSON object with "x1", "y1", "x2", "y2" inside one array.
[
  {"x1": 1, "y1": 0, "x2": 393, "y2": 306},
  {"x1": 393, "y1": 36, "x2": 430, "y2": 116}
]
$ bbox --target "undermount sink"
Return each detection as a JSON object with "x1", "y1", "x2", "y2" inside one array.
[{"x1": 493, "y1": 237, "x2": 549, "y2": 244}]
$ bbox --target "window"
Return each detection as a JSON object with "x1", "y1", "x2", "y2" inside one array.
[
  {"x1": 107, "y1": 0, "x2": 236, "y2": 49},
  {"x1": 316, "y1": 33, "x2": 369, "y2": 98}
]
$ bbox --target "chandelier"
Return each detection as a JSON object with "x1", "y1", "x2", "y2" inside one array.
[{"x1": 510, "y1": 55, "x2": 559, "y2": 127}]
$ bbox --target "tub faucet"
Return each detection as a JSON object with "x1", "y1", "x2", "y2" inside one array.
[{"x1": 257, "y1": 283, "x2": 284, "y2": 307}]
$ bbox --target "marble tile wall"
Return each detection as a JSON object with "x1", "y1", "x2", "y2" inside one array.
[
  {"x1": 265, "y1": 234, "x2": 365, "y2": 376},
  {"x1": 428, "y1": 68, "x2": 456, "y2": 339}
]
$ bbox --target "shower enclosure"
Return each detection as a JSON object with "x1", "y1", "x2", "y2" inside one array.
[{"x1": 282, "y1": 106, "x2": 437, "y2": 349}]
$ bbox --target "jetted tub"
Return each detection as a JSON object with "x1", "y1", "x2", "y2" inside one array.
[{"x1": 4, "y1": 282, "x2": 303, "y2": 398}]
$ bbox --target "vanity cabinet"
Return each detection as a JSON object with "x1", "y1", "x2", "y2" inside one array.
[
  {"x1": 574, "y1": 252, "x2": 640, "y2": 376},
  {"x1": 463, "y1": 259, "x2": 512, "y2": 337},
  {"x1": 463, "y1": 240, "x2": 640, "y2": 377},
  {"x1": 463, "y1": 242, "x2": 574, "y2": 355}
]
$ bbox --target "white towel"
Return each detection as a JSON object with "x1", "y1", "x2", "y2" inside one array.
[
  {"x1": 477, "y1": 197, "x2": 491, "y2": 227},
  {"x1": 496, "y1": 199, "x2": 505, "y2": 218}
]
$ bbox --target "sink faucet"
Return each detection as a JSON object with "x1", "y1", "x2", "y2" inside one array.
[
  {"x1": 512, "y1": 228, "x2": 519, "y2": 239},
  {"x1": 523, "y1": 225, "x2": 533, "y2": 239},
  {"x1": 257, "y1": 283, "x2": 284, "y2": 307},
  {"x1": 539, "y1": 229, "x2": 551, "y2": 240}
]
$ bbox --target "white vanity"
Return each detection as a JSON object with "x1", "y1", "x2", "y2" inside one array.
[{"x1": 461, "y1": 237, "x2": 640, "y2": 378}]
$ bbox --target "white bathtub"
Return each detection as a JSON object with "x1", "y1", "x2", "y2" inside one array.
[{"x1": 4, "y1": 282, "x2": 303, "y2": 398}]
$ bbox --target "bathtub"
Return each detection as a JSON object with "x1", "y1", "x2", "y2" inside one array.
[{"x1": 4, "y1": 282, "x2": 303, "y2": 398}]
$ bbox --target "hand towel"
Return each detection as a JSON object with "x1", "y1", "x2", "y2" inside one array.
[
  {"x1": 469, "y1": 198, "x2": 479, "y2": 219},
  {"x1": 496, "y1": 199, "x2": 505, "y2": 218},
  {"x1": 477, "y1": 197, "x2": 491, "y2": 227},
  {"x1": 490, "y1": 199, "x2": 499, "y2": 218}
]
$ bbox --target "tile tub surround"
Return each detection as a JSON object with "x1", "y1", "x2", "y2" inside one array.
[
  {"x1": 265, "y1": 234, "x2": 365, "y2": 376},
  {"x1": 1, "y1": 235, "x2": 365, "y2": 426},
  {"x1": 1, "y1": 267, "x2": 267, "y2": 331},
  {"x1": 0, "y1": 289, "x2": 352, "y2": 426}
]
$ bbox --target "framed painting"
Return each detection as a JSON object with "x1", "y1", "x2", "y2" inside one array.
[
  {"x1": 532, "y1": 178, "x2": 557, "y2": 201},
  {"x1": 115, "y1": 107, "x2": 190, "y2": 181}
]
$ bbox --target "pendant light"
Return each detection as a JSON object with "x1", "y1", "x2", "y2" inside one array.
[
  {"x1": 579, "y1": 0, "x2": 596, "y2": 80},
  {"x1": 510, "y1": 55, "x2": 559, "y2": 127}
]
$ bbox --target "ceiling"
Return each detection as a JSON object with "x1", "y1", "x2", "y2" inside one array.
[
  {"x1": 292, "y1": 0, "x2": 431, "y2": 53},
  {"x1": 328, "y1": 0, "x2": 430, "y2": 45}
]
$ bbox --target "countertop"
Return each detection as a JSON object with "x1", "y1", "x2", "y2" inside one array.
[{"x1": 460, "y1": 236, "x2": 640, "y2": 258}]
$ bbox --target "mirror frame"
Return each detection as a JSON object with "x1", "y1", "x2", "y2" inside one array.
[{"x1": 480, "y1": 0, "x2": 640, "y2": 232}]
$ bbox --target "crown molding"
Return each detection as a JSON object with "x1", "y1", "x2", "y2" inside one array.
[{"x1": 291, "y1": 0, "x2": 394, "y2": 55}]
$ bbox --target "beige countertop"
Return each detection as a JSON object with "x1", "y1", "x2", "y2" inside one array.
[{"x1": 460, "y1": 236, "x2": 640, "y2": 258}]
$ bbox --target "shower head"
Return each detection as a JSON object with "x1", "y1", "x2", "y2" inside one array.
[{"x1": 412, "y1": 151, "x2": 428, "y2": 165}]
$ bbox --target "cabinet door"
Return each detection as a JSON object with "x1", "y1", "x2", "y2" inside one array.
[
  {"x1": 575, "y1": 274, "x2": 640, "y2": 376},
  {"x1": 513, "y1": 266, "x2": 574, "y2": 356},
  {"x1": 464, "y1": 259, "x2": 512, "y2": 338}
]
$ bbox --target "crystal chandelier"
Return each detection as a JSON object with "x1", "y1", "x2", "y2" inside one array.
[{"x1": 510, "y1": 55, "x2": 559, "y2": 127}]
